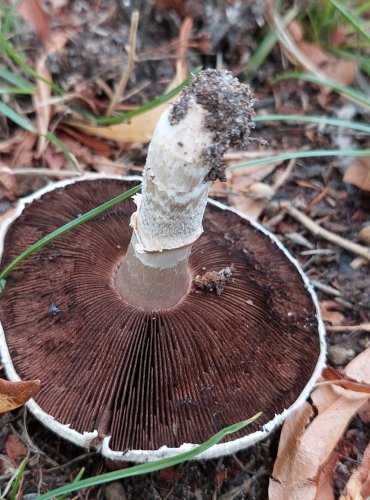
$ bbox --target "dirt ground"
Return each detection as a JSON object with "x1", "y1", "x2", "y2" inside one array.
[{"x1": 0, "y1": 0, "x2": 370, "y2": 498}]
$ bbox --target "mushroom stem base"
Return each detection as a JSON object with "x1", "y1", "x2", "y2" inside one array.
[{"x1": 115, "y1": 233, "x2": 191, "y2": 310}]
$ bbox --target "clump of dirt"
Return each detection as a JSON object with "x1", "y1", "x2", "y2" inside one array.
[
  {"x1": 194, "y1": 264, "x2": 235, "y2": 295},
  {"x1": 170, "y1": 69, "x2": 255, "y2": 182}
]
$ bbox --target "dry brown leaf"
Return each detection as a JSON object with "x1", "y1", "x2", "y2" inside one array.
[
  {"x1": 320, "y1": 300, "x2": 344, "y2": 325},
  {"x1": 316, "y1": 450, "x2": 339, "y2": 500},
  {"x1": 17, "y1": 0, "x2": 50, "y2": 42},
  {"x1": 286, "y1": 21, "x2": 357, "y2": 87},
  {"x1": 344, "y1": 158, "x2": 370, "y2": 192},
  {"x1": 227, "y1": 162, "x2": 279, "y2": 220},
  {"x1": 340, "y1": 440, "x2": 370, "y2": 499},
  {"x1": 5, "y1": 434, "x2": 28, "y2": 467},
  {"x1": 0, "y1": 378, "x2": 40, "y2": 413},
  {"x1": 269, "y1": 347, "x2": 370, "y2": 500}
]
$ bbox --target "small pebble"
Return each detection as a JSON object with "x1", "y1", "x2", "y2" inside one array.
[
  {"x1": 104, "y1": 482, "x2": 126, "y2": 500},
  {"x1": 358, "y1": 224, "x2": 370, "y2": 246},
  {"x1": 328, "y1": 345, "x2": 355, "y2": 366}
]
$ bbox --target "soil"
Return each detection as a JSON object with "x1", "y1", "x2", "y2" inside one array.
[{"x1": 0, "y1": 0, "x2": 370, "y2": 499}]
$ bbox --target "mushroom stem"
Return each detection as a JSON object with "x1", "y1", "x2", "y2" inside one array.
[{"x1": 115, "y1": 69, "x2": 255, "y2": 310}]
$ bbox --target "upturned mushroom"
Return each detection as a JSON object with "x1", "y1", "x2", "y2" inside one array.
[{"x1": 0, "y1": 70, "x2": 325, "y2": 461}]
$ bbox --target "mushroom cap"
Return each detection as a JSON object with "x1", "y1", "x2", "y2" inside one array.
[{"x1": 0, "y1": 175, "x2": 325, "y2": 461}]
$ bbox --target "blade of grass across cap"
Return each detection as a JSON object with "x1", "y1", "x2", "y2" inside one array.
[
  {"x1": 38, "y1": 413, "x2": 262, "y2": 500},
  {"x1": 0, "y1": 183, "x2": 142, "y2": 288},
  {"x1": 329, "y1": 0, "x2": 370, "y2": 43},
  {"x1": 275, "y1": 71, "x2": 370, "y2": 110},
  {"x1": 227, "y1": 149, "x2": 370, "y2": 172},
  {"x1": 254, "y1": 114, "x2": 370, "y2": 134}
]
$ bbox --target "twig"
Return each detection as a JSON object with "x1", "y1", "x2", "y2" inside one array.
[
  {"x1": 0, "y1": 166, "x2": 82, "y2": 177},
  {"x1": 326, "y1": 323, "x2": 370, "y2": 332},
  {"x1": 273, "y1": 158, "x2": 296, "y2": 190},
  {"x1": 106, "y1": 10, "x2": 139, "y2": 116},
  {"x1": 280, "y1": 202, "x2": 370, "y2": 261}
]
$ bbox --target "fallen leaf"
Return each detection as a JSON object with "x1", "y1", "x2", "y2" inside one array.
[
  {"x1": 269, "y1": 347, "x2": 370, "y2": 500},
  {"x1": 227, "y1": 162, "x2": 279, "y2": 220},
  {"x1": 5, "y1": 434, "x2": 28, "y2": 467},
  {"x1": 343, "y1": 158, "x2": 370, "y2": 192},
  {"x1": 156, "y1": 465, "x2": 183, "y2": 482},
  {"x1": 316, "y1": 450, "x2": 339, "y2": 500},
  {"x1": 17, "y1": 0, "x2": 50, "y2": 42},
  {"x1": 0, "y1": 378, "x2": 40, "y2": 413},
  {"x1": 320, "y1": 300, "x2": 344, "y2": 325},
  {"x1": 340, "y1": 440, "x2": 370, "y2": 499}
]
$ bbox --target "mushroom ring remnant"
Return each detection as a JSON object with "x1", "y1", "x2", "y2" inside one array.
[{"x1": 0, "y1": 175, "x2": 325, "y2": 462}]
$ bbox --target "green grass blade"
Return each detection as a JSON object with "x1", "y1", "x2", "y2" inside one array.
[
  {"x1": 0, "y1": 66, "x2": 34, "y2": 91},
  {"x1": 56, "y1": 467, "x2": 85, "y2": 500},
  {"x1": 329, "y1": 0, "x2": 370, "y2": 43},
  {"x1": 72, "y1": 72, "x2": 196, "y2": 126},
  {"x1": 0, "y1": 35, "x2": 64, "y2": 95},
  {"x1": 275, "y1": 71, "x2": 370, "y2": 110},
  {"x1": 0, "y1": 86, "x2": 34, "y2": 94},
  {"x1": 355, "y1": 0, "x2": 370, "y2": 16},
  {"x1": 0, "y1": 100, "x2": 35, "y2": 132},
  {"x1": 38, "y1": 414, "x2": 261, "y2": 500},
  {"x1": 254, "y1": 114, "x2": 370, "y2": 134},
  {"x1": 227, "y1": 149, "x2": 370, "y2": 172},
  {"x1": 10, "y1": 458, "x2": 27, "y2": 500},
  {"x1": 0, "y1": 183, "x2": 142, "y2": 287},
  {"x1": 245, "y1": 7, "x2": 298, "y2": 78}
]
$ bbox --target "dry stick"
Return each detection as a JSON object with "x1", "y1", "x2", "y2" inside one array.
[
  {"x1": 106, "y1": 10, "x2": 139, "y2": 116},
  {"x1": 0, "y1": 166, "x2": 82, "y2": 177},
  {"x1": 326, "y1": 323, "x2": 370, "y2": 332},
  {"x1": 280, "y1": 201, "x2": 370, "y2": 261}
]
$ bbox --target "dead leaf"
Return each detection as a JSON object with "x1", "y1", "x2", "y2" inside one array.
[
  {"x1": 344, "y1": 158, "x2": 370, "y2": 192},
  {"x1": 316, "y1": 450, "x2": 339, "y2": 500},
  {"x1": 0, "y1": 378, "x2": 40, "y2": 413},
  {"x1": 269, "y1": 347, "x2": 370, "y2": 500},
  {"x1": 340, "y1": 440, "x2": 370, "y2": 499},
  {"x1": 17, "y1": 0, "x2": 50, "y2": 42},
  {"x1": 227, "y1": 162, "x2": 279, "y2": 220},
  {"x1": 5, "y1": 434, "x2": 28, "y2": 467},
  {"x1": 320, "y1": 300, "x2": 344, "y2": 325},
  {"x1": 286, "y1": 22, "x2": 357, "y2": 87}
]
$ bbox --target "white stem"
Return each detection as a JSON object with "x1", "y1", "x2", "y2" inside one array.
[
  {"x1": 115, "y1": 69, "x2": 255, "y2": 310},
  {"x1": 132, "y1": 102, "x2": 214, "y2": 252}
]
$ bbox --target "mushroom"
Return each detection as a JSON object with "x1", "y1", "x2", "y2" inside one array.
[{"x1": 0, "y1": 70, "x2": 325, "y2": 461}]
